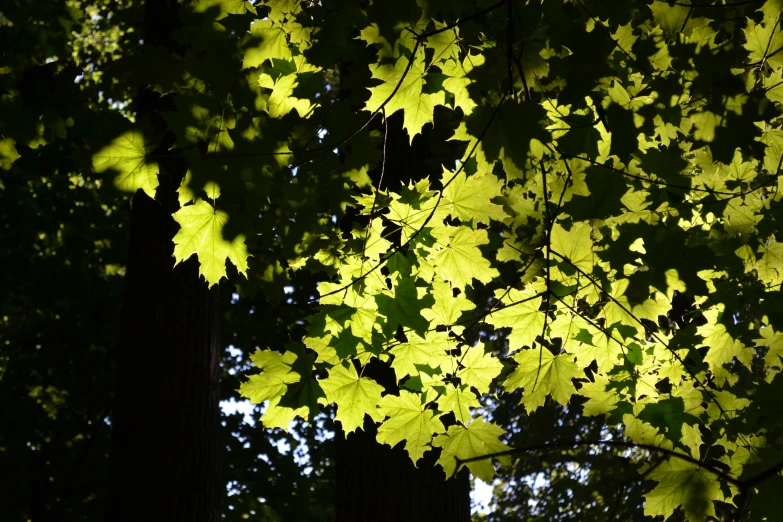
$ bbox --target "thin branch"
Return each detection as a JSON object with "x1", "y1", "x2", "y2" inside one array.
[
  {"x1": 533, "y1": 159, "x2": 553, "y2": 391},
  {"x1": 555, "y1": 149, "x2": 739, "y2": 196},
  {"x1": 310, "y1": 91, "x2": 510, "y2": 304},
  {"x1": 360, "y1": 107, "x2": 389, "y2": 264},
  {"x1": 655, "y1": 0, "x2": 762, "y2": 7},
  {"x1": 506, "y1": 0, "x2": 515, "y2": 100},
  {"x1": 418, "y1": 0, "x2": 509, "y2": 39},
  {"x1": 760, "y1": 14, "x2": 783, "y2": 71},
  {"x1": 553, "y1": 290, "x2": 629, "y2": 360},
  {"x1": 454, "y1": 438, "x2": 742, "y2": 486},
  {"x1": 741, "y1": 458, "x2": 783, "y2": 488}
]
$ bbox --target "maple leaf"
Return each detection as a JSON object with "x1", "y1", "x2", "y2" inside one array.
[
  {"x1": 456, "y1": 343, "x2": 503, "y2": 395},
  {"x1": 484, "y1": 289, "x2": 545, "y2": 353},
  {"x1": 258, "y1": 70, "x2": 318, "y2": 118},
  {"x1": 607, "y1": 81, "x2": 655, "y2": 111},
  {"x1": 375, "y1": 276, "x2": 433, "y2": 336},
  {"x1": 239, "y1": 350, "x2": 300, "y2": 404},
  {"x1": 644, "y1": 459, "x2": 724, "y2": 522},
  {"x1": 649, "y1": 3, "x2": 691, "y2": 40},
  {"x1": 389, "y1": 331, "x2": 453, "y2": 381},
  {"x1": 505, "y1": 349, "x2": 580, "y2": 413},
  {"x1": 420, "y1": 279, "x2": 476, "y2": 332},
  {"x1": 579, "y1": 374, "x2": 619, "y2": 416},
  {"x1": 92, "y1": 130, "x2": 159, "y2": 197},
  {"x1": 192, "y1": 0, "x2": 254, "y2": 17},
  {"x1": 550, "y1": 222, "x2": 594, "y2": 273},
  {"x1": 260, "y1": 395, "x2": 308, "y2": 430},
  {"x1": 243, "y1": 20, "x2": 291, "y2": 69},
  {"x1": 365, "y1": 53, "x2": 444, "y2": 141},
  {"x1": 387, "y1": 184, "x2": 446, "y2": 242},
  {"x1": 441, "y1": 53, "x2": 483, "y2": 115},
  {"x1": 441, "y1": 169, "x2": 507, "y2": 225},
  {"x1": 744, "y1": 16, "x2": 783, "y2": 70},
  {"x1": 433, "y1": 417, "x2": 510, "y2": 482},
  {"x1": 436, "y1": 384, "x2": 479, "y2": 424},
  {"x1": 697, "y1": 308, "x2": 753, "y2": 381},
  {"x1": 319, "y1": 363, "x2": 385, "y2": 434},
  {"x1": 376, "y1": 390, "x2": 445, "y2": 465},
  {"x1": 430, "y1": 226, "x2": 499, "y2": 291},
  {"x1": 172, "y1": 199, "x2": 249, "y2": 287},
  {"x1": 465, "y1": 100, "x2": 550, "y2": 175},
  {"x1": 0, "y1": 138, "x2": 20, "y2": 171}
]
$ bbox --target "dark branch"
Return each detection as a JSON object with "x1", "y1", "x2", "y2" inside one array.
[{"x1": 454, "y1": 438, "x2": 742, "y2": 486}]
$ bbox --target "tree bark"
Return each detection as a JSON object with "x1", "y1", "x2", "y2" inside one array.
[
  {"x1": 335, "y1": 421, "x2": 471, "y2": 522},
  {"x1": 108, "y1": 1, "x2": 221, "y2": 521},
  {"x1": 109, "y1": 192, "x2": 221, "y2": 522}
]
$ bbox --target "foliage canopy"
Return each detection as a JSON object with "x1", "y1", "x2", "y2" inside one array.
[{"x1": 4, "y1": 0, "x2": 783, "y2": 520}]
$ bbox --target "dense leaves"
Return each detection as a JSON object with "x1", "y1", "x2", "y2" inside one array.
[
  {"x1": 5, "y1": 0, "x2": 783, "y2": 520},
  {"x1": 229, "y1": 1, "x2": 783, "y2": 520}
]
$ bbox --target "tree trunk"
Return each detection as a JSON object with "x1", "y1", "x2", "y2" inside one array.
[
  {"x1": 335, "y1": 421, "x2": 471, "y2": 522},
  {"x1": 109, "y1": 192, "x2": 221, "y2": 522},
  {"x1": 108, "y1": 1, "x2": 221, "y2": 521}
]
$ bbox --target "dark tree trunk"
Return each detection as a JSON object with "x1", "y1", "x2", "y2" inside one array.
[
  {"x1": 109, "y1": 193, "x2": 221, "y2": 522},
  {"x1": 108, "y1": 1, "x2": 221, "y2": 521},
  {"x1": 335, "y1": 422, "x2": 471, "y2": 522}
]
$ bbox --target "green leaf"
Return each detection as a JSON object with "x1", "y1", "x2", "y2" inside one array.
[
  {"x1": 505, "y1": 349, "x2": 580, "y2": 413},
  {"x1": 643, "y1": 459, "x2": 724, "y2": 522},
  {"x1": 261, "y1": 396, "x2": 308, "y2": 430},
  {"x1": 607, "y1": 81, "x2": 655, "y2": 111},
  {"x1": 441, "y1": 169, "x2": 507, "y2": 225},
  {"x1": 484, "y1": 289, "x2": 545, "y2": 353},
  {"x1": 375, "y1": 276, "x2": 433, "y2": 336},
  {"x1": 0, "y1": 137, "x2": 20, "y2": 171},
  {"x1": 92, "y1": 130, "x2": 159, "y2": 197},
  {"x1": 365, "y1": 53, "x2": 444, "y2": 141},
  {"x1": 376, "y1": 390, "x2": 445, "y2": 465},
  {"x1": 638, "y1": 397, "x2": 699, "y2": 443},
  {"x1": 172, "y1": 199, "x2": 249, "y2": 287},
  {"x1": 436, "y1": 384, "x2": 479, "y2": 424},
  {"x1": 465, "y1": 100, "x2": 550, "y2": 174},
  {"x1": 239, "y1": 350, "x2": 300, "y2": 404},
  {"x1": 420, "y1": 280, "x2": 476, "y2": 332},
  {"x1": 580, "y1": 374, "x2": 620, "y2": 416},
  {"x1": 258, "y1": 62, "x2": 319, "y2": 118},
  {"x1": 697, "y1": 307, "x2": 753, "y2": 380},
  {"x1": 243, "y1": 20, "x2": 291, "y2": 69},
  {"x1": 319, "y1": 363, "x2": 385, "y2": 434},
  {"x1": 550, "y1": 222, "x2": 594, "y2": 273},
  {"x1": 441, "y1": 53, "x2": 483, "y2": 115},
  {"x1": 744, "y1": 16, "x2": 783, "y2": 70},
  {"x1": 433, "y1": 417, "x2": 510, "y2": 482},
  {"x1": 457, "y1": 343, "x2": 502, "y2": 394},
  {"x1": 389, "y1": 331, "x2": 453, "y2": 381},
  {"x1": 192, "y1": 0, "x2": 255, "y2": 17},
  {"x1": 649, "y1": 3, "x2": 691, "y2": 40},
  {"x1": 430, "y1": 226, "x2": 499, "y2": 291}
]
